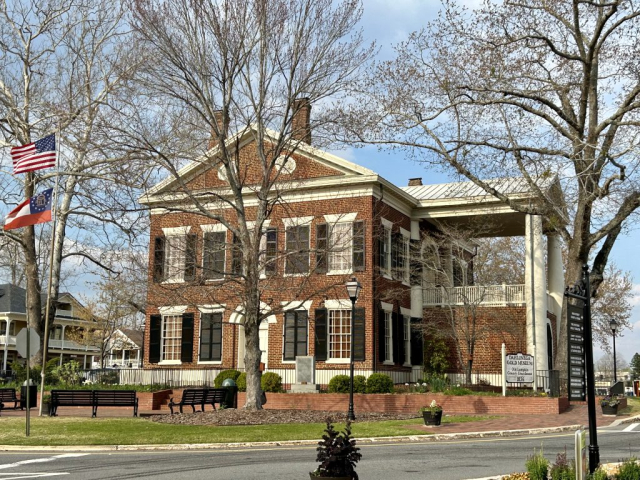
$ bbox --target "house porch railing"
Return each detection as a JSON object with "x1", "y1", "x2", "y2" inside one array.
[
  {"x1": 423, "y1": 284, "x2": 526, "y2": 307},
  {"x1": 0, "y1": 334, "x2": 17, "y2": 346}
]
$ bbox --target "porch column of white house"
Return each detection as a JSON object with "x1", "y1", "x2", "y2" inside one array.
[
  {"x1": 59, "y1": 325, "x2": 67, "y2": 365},
  {"x1": 136, "y1": 348, "x2": 140, "y2": 367},
  {"x1": 2, "y1": 319, "x2": 11, "y2": 371},
  {"x1": 525, "y1": 214, "x2": 548, "y2": 375},
  {"x1": 410, "y1": 219, "x2": 423, "y2": 318},
  {"x1": 547, "y1": 234, "x2": 564, "y2": 331}
]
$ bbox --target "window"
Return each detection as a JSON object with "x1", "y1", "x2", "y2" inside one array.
[
  {"x1": 285, "y1": 225, "x2": 310, "y2": 274},
  {"x1": 50, "y1": 325, "x2": 63, "y2": 340},
  {"x1": 0, "y1": 322, "x2": 15, "y2": 336},
  {"x1": 329, "y1": 310, "x2": 351, "y2": 359},
  {"x1": 162, "y1": 315, "x2": 182, "y2": 361},
  {"x1": 203, "y1": 231, "x2": 226, "y2": 280},
  {"x1": 231, "y1": 233, "x2": 243, "y2": 275},
  {"x1": 200, "y1": 312, "x2": 222, "y2": 361},
  {"x1": 283, "y1": 310, "x2": 308, "y2": 360},
  {"x1": 403, "y1": 315, "x2": 411, "y2": 366},
  {"x1": 380, "y1": 225, "x2": 391, "y2": 274},
  {"x1": 155, "y1": 229, "x2": 196, "y2": 283},
  {"x1": 261, "y1": 227, "x2": 278, "y2": 276},
  {"x1": 384, "y1": 311, "x2": 393, "y2": 363},
  {"x1": 328, "y1": 222, "x2": 352, "y2": 273}
]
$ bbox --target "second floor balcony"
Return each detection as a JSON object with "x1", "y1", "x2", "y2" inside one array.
[{"x1": 423, "y1": 284, "x2": 526, "y2": 307}]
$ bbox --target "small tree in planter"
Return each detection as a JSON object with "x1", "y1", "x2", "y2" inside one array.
[
  {"x1": 311, "y1": 420, "x2": 361, "y2": 479},
  {"x1": 420, "y1": 400, "x2": 443, "y2": 426}
]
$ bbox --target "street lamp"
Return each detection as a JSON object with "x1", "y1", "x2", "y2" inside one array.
[
  {"x1": 609, "y1": 318, "x2": 619, "y2": 383},
  {"x1": 345, "y1": 277, "x2": 361, "y2": 422}
]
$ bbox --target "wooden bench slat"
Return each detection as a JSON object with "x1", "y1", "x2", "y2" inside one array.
[
  {"x1": 50, "y1": 390, "x2": 138, "y2": 417},
  {"x1": 0, "y1": 388, "x2": 18, "y2": 409},
  {"x1": 168, "y1": 388, "x2": 228, "y2": 414}
]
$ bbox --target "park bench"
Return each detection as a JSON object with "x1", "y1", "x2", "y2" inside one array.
[
  {"x1": 0, "y1": 388, "x2": 18, "y2": 410},
  {"x1": 50, "y1": 390, "x2": 138, "y2": 417},
  {"x1": 168, "y1": 388, "x2": 228, "y2": 414}
]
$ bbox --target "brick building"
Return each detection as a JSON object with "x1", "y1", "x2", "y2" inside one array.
[{"x1": 139, "y1": 103, "x2": 564, "y2": 385}]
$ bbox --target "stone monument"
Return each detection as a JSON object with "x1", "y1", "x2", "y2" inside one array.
[{"x1": 289, "y1": 356, "x2": 320, "y2": 393}]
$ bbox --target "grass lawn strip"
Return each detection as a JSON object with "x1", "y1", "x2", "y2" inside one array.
[{"x1": 0, "y1": 415, "x2": 493, "y2": 446}]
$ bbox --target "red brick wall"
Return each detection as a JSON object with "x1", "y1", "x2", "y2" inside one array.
[{"x1": 422, "y1": 306, "x2": 527, "y2": 372}]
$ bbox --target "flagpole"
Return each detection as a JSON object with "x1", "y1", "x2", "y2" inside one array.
[{"x1": 39, "y1": 130, "x2": 61, "y2": 417}]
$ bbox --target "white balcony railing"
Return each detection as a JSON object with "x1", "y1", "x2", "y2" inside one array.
[
  {"x1": 423, "y1": 284, "x2": 526, "y2": 307},
  {"x1": 48, "y1": 339, "x2": 100, "y2": 352},
  {"x1": 0, "y1": 335, "x2": 17, "y2": 346}
]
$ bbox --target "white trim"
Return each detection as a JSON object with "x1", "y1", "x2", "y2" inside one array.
[
  {"x1": 246, "y1": 219, "x2": 272, "y2": 230},
  {"x1": 200, "y1": 223, "x2": 227, "y2": 233},
  {"x1": 324, "y1": 299, "x2": 352, "y2": 310},
  {"x1": 197, "y1": 360, "x2": 223, "y2": 365},
  {"x1": 228, "y1": 302, "x2": 277, "y2": 324},
  {"x1": 162, "y1": 226, "x2": 191, "y2": 236},
  {"x1": 380, "y1": 301, "x2": 393, "y2": 312},
  {"x1": 325, "y1": 358, "x2": 350, "y2": 364},
  {"x1": 197, "y1": 304, "x2": 226, "y2": 314},
  {"x1": 282, "y1": 216, "x2": 314, "y2": 228},
  {"x1": 400, "y1": 307, "x2": 412, "y2": 317},
  {"x1": 323, "y1": 212, "x2": 358, "y2": 223},
  {"x1": 381, "y1": 218, "x2": 393, "y2": 229},
  {"x1": 400, "y1": 227, "x2": 410, "y2": 238},
  {"x1": 280, "y1": 300, "x2": 313, "y2": 311},
  {"x1": 159, "y1": 305, "x2": 188, "y2": 315},
  {"x1": 158, "y1": 360, "x2": 182, "y2": 366}
]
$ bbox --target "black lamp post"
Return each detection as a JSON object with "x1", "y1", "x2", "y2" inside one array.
[
  {"x1": 345, "y1": 277, "x2": 361, "y2": 422},
  {"x1": 609, "y1": 318, "x2": 619, "y2": 383}
]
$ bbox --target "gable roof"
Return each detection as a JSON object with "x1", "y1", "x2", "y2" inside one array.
[
  {"x1": 141, "y1": 124, "x2": 377, "y2": 200},
  {"x1": 0, "y1": 284, "x2": 26, "y2": 313},
  {"x1": 118, "y1": 328, "x2": 144, "y2": 348}
]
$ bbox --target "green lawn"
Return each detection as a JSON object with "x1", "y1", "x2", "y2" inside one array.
[
  {"x1": 0, "y1": 414, "x2": 491, "y2": 446},
  {"x1": 620, "y1": 396, "x2": 640, "y2": 416}
]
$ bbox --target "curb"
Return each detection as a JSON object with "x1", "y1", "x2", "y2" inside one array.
[{"x1": 0, "y1": 424, "x2": 584, "y2": 452}]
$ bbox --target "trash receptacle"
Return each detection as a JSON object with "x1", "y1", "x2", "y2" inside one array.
[
  {"x1": 20, "y1": 380, "x2": 37, "y2": 410},
  {"x1": 221, "y1": 378, "x2": 238, "y2": 409}
]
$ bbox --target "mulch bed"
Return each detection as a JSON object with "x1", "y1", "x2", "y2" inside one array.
[{"x1": 149, "y1": 409, "x2": 418, "y2": 426}]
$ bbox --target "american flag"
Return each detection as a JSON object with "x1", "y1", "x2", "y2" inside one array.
[{"x1": 11, "y1": 134, "x2": 57, "y2": 174}]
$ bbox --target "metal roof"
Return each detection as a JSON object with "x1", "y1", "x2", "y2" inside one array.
[
  {"x1": 0, "y1": 284, "x2": 27, "y2": 313},
  {"x1": 401, "y1": 177, "x2": 554, "y2": 201}
]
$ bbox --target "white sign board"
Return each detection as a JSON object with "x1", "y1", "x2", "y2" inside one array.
[
  {"x1": 575, "y1": 429, "x2": 587, "y2": 480},
  {"x1": 505, "y1": 353, "x2": 534, "y2": 383},
  {"x1": 15, "y1": 328, "x2": 40, "y2": 358}
]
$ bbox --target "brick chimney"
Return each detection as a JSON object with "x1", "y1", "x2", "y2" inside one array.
[
  {"x1": 291, "y1": 98, "x2": 311, "y2": 145},
  {"x1": 408, "y1": 177, "x2": 423, "y2": 186},
  {"x1": 207, "y1": 109, "x2": 227, "y2": 150}
]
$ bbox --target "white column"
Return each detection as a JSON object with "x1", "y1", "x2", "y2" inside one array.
[
  {"x1": 547, "y1": 234, "x2": 564, "y2": 329},
  {"x1": 2, "y1": 319, "x2": 11, "y2": 371},
  {"x1": 525, "y1": 214, "x2": 548, "y2": 375},
  {"x1": 410, "y1": 219, "x2": 423, "y2": 318},
  {"x1": 136, "y1": 349, "x2": 141, "y2": 368}
]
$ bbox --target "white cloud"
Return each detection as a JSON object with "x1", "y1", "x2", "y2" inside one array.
[{"x1": 630, "y1": 284, "x2": 640, "y2": 306}]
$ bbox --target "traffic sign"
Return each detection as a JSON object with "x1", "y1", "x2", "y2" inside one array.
[{"x1": 15, "y1": 328, "x2": 40, "y2": 358}]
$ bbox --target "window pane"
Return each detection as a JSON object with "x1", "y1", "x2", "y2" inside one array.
[
  {"x1": 329, "y1": 310, "x2": 351, "y2": 359},
  {"x1": 328, "y1": 223, "x2": 352, "y2": 272},
  {"x1": 165, "y1": 236, "x2": 186, "y2": 282},
  {"x1": 162, "y1": 315, "x2": 182, "y2": 361}
]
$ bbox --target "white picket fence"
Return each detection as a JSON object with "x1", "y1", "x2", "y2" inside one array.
[{"x1": 423, "y1": 284, "x2": 526, "y2": 307}]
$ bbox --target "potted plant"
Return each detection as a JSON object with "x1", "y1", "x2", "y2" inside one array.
[
  {"x1": 41, "y1": 394, "x2": 52, "y2": 416},
  {"x1": 420, "y1": 400, "x2": 443, "y2": 426},
  {"x1": 310, "y1": 419, "x2": 361, "y2": 479},
  {"x1": 600, "y1": 395, "x2": 620, "y2": 415}
]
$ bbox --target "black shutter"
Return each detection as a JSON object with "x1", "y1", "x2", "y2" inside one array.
[
  {"x1": 391, "y1": 232, "x2": 399, "y2": 275},
  {"x1": 352, "y1": 221, "x2": 365, "y2": 272},
  {"x1": 314, "y1": 308, "x2": 327, "y2": 361},
  {"x1": 232, "y1": 233, "x2": 243, "y2": 275},
  {"x1": 184, "y1": 234, "x2": 197, "y2": 281},
  {"x1": 153, "y1": 237, "x2": 165, "y2": 283},
  {"x1": 392, "y1": 311, "x2": 400, "y2": 364},
  {"x1": 211, "y1": 313, "x2": 222, "y2": 361},
  {"x1": 149, "y1": 314, "x2": 161, "y2": 363},
  {"x1": 378, "y1": 309, "x2": 386, "y2": 363},
  {"x1": 283, "y1": 311, "x2": 296, "y2": 361},
  {"x1": 410, "y1": 318, "x2": 424, "y2": 366},
  {"x1": 409, "y1": 239, "x2": 421, "y2": 286},
  {"x1": 378, "y1": 227, "x2": 386, "y2": 271},
  {"x1": 316, "y1": 224, "x2": 327, "y2": 273},
  {"x1": 400, "y1": 316, "x2": 408, "y2": 365},
  {"x1": 296, "y1": 311, "x2": 308, "y2": 357},
  {"x1": 353, "y1": 307, "x2": 365, "y2": 361},
  {"x1": 181, "y1": 313, "x2": 194, "y2": 363}
]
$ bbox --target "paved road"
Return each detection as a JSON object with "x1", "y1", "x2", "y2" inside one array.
[{"x1": 0, "y1": 424, "x2": 638, "y2": 480}]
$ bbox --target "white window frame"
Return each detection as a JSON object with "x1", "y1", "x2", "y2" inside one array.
[
  {"x1": 158, "y1": 305, "x2": 187, "y2": 365},
  {"x1": 197, "y1": 305, "x2": 225, "y2": 365},
  {"x1": 327, "y1": 222, "x2": 352, "y2": 274},
  {"x1": 327, "y1": 309, "x2": 351, "y2": 363},
  {"x1": 280, "y1": 301, "x2": 311, "y2": 364},
  {"x1": 283, "y1": 217, "x2": 312, "y2": 276},
  {"x1": 162, "y1": 226, "x2": 191, "y2": 284},
  {"x1": 400, "y1": 227, "x2": 410, "y2": 285},
  {"x1": 401, "y1": 307, "x2": 412, "y2": 367},
  {"x1": 160, "y1": 314, "x2": 182, "y2": 364},
  {"x1": 201, "y1": 224, "x2": 227, "y2": 282},
  {"x1": 381, "y1": 218, "x2": 392, "y2": 279},
  {"x1": 381, "y1": 301, "x2": 393, "y2": 365}
]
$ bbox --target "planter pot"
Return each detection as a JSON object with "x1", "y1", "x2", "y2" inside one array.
[
  {"x1": 601, "y1": 404, "x2": 619, "y2": 416},
  {"x1": 422, "y1": 410, "x2": 443, "y2": 426}
]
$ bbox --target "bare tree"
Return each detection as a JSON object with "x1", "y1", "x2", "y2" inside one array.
[
  {"x1": 346, "y1": 0, "x2": 640, "y2": 375},
  {"x1": 129, "y1": 0, "x2": 373, "y2": 409},
  {"x1": 0, "y1": 0, "x2": 147, "y2": 364}
]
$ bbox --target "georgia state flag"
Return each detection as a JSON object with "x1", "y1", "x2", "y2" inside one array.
[{"x1": 3, "y1": 188, "x2": 53, "y2": 231}]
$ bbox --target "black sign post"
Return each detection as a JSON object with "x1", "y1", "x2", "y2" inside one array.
[{"x1": 565, "y1": 265, "x2": 599, "y2": 474}]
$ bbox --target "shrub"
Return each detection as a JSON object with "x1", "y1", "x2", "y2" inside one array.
[
  {"x1": 617, "y1": 457, "x2": 640, "y2": 480},
  {"x1": 353, "y1": 375, "x2": 367, "y2": 394},
  {"x1": 99, "y1": 370, "x2": 119, "y2": 385},
  {"x1": 525, "y1": 450, "x2": 549, "y2": 480},
  {"x1": 53, "y1": 361, "x2": 83, "y2": 386},
  {"x1": 549, "y1": 450, "x2": 575, "y2": 480},
  {"x1": 365, "y1": 373, "x2": 393, "y2": 393},
  {"x1": 261, "y1": 372, "x2": 283, "y2": 392},
  {"x1": 587, "y1": 467, "x2": 608, "y2": 480},
  {"x1": 444, "y1": 386, "x2": 473, "y2": 396},
  {"x1": 213, "y1": 369, "x2": 241, "y2": 388},
  {"x1": 328, "y1": 375, "x2": 351, "y2": 393},
  {"x1": 426, "y1": 376, "x2": 448, "y2": 393},
  {"x1": 236, "y1": 373, "x2": 246, "y2": 392},
  {"x1": 312, "y1": 420, "x2": 361, "y2": 478},
  {"x1": 11, "y1": 358, "x2": 59, "y2": 385}
]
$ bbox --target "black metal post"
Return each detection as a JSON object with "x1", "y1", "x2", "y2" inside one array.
[
  {"x1": 348, "y1": 297, "x2": 356, "y2": 421},
  {"x1": 612, "y1": 332, "x2": 617, "y2": 384},
  {"x1": 582, "y1": 265, "x2": 600, "y2": 473}
]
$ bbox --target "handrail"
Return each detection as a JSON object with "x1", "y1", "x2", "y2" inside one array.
[{"x1": 423, "y1": 284, "x2": 526, "y2": 306}]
